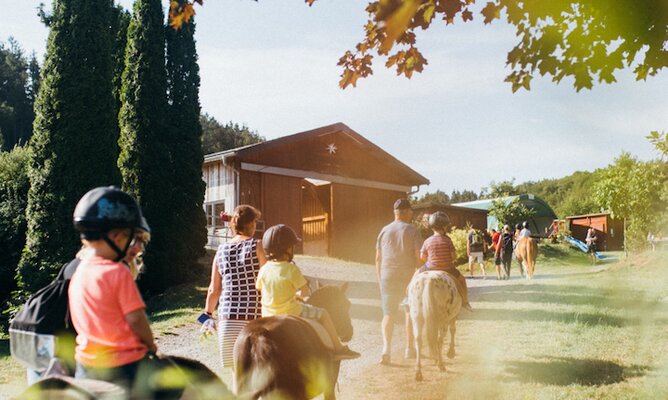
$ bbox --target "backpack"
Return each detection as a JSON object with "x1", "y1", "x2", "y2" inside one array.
[
  {"x1": 9, "y1": 259, "x2": 80, "y2": 371},
  {"x1": 501, "y1": 233, "x2": 514, "y2": 256},
  {"x1": 470, "y1": 230, "x2": 483, "y2": 245}
]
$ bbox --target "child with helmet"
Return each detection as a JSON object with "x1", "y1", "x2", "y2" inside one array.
[
  {"x1": 417, "y1": 211, "x2": 472, "y2": 311},
  {"x1": 256, "y1": 224, "x2": 360, "y2": 360},
  {"x1": 68, "y1": 186, "x2": 157, "y2": 389}
]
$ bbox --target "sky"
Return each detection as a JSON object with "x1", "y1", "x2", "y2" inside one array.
[{"x1": 2, "y1": 1, "x2": 667, "y2": 195}]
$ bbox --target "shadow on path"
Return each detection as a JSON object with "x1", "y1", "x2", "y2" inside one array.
[{"x1": 505, "y1": 356, "x2": 649, "y2": 386}]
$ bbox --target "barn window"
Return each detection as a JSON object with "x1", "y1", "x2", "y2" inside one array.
[{"x1": 204, "y1": 201, "x2": 226, "y2": 228}]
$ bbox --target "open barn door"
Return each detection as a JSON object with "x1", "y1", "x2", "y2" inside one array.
[{"x1": 302, "y1": 179, "x2": 331, "y2": 257}]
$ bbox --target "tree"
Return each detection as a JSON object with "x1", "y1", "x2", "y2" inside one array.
[
  {"x1": 480, "y1": 179, "x2": 517, "y2": 199},
  {"x1": 0, "y1": 145, "x2": 30, "y2": 328},
  {"x1": 0, "y1": 38, "x2": 36, "y2": 149},
  {"x1": 200, "y1": 114, "x2": 264, "y2": 154},
  {"x1": 488, "y1": 197, "x2": 535, "y2": 229},
  {"x1": 449, "y1": 189, "x2": 478, "y2": 203},
  {"x1": 594, "y1": 153, "x2": 667, "y2": 250},
  {"x1": 170, "y1": 1, "x2": 668, "y2": 91},
  {"x1": 118, "y1": 0, "x2": 176, "y2": 293},
  {"x1": 165, "y1": 2, "x2": 208, "y2": 268},
  {"x1": 413, "y1": 189, "x2": 450, "y2": 206},
  {"x1": 19, "y1": 0, "x2": 119, "y2": 293},
  {"x1": 111, "y1": 4, "x2": 131, "y2": 133}
]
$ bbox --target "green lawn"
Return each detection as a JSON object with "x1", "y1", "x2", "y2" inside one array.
[{"x1": 343, "y1": 244, "x2": 668, "y2": 399}]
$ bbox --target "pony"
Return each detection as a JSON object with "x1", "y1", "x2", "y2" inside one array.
[
  {"x1": 17, "y1": 355, "x2": 234, "y2": 400},
  {"x1": 407, "y1": 271, "x2": 462, "y2": 382},
  {"x1": 515, "y1": 237, "x2": 538, "y2": 279},
  {"x1": 233, "y1": 282, "x2": 352, "y2": 400}
]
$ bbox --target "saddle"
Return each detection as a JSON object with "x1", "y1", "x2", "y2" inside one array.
[{"x1": 298, "y1": 318, "x2": 334, "y2": 351}]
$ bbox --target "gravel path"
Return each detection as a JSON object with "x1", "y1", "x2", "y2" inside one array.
[{"x1": 155, "y1": 255, "x2": 509, "y2": 395}]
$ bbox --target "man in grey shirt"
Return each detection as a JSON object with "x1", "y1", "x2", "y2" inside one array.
[{"x1": 376, "y1": 198, "x2": 422, "y2": 365}]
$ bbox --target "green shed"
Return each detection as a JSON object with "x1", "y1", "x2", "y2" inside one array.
[{"x1": 453, "y1": 194, "x2": 558, "y2": 236}]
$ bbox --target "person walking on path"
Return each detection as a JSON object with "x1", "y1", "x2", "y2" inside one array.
[
  {"x1": 489, "y1": 228, "x2": 503, "y2": 280},
  {"x1": 467, "y1": 227, "x2": 486, "y2": 278},
  {"x1": 256, "y1": 224, "x2": 360, "y2": 360},
  {"x1": 68, "y1": 187, "x2": 157, "y2": 391},
  {"x1": 498, "y1": 225, "x2": 514, "y2": 279},
  {"x1": 202, "y1": 205, "x2": 266, "y2": 368},
  {"x1": 585, "y1": 227, "x2": 598, "y2": 264},
  {"x1": 418, "y1": 212, "x2": 472, "y2": 310},
  {"x1": 376, "y1": 199, "x2": 422, "y2": 365}
]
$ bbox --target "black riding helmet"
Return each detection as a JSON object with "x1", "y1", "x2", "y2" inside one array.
[
  {"x1": 263, "y1": 224, "x2": 301, "y2": 261},
  {"x1": 73, "y1": 186, "x2": 149, "y2": 261},
  {"x1": 428, "y1": 211, "x2": 450, "y2": 230}
]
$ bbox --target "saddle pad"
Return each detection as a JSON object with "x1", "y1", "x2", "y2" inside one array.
[{"x1": 301, "y1": 318, "x2": 334, "y2": 351}]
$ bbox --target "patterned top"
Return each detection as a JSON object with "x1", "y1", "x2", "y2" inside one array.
[
  {"x1": 420, "y1": 234, "x2": 456, "y2": 270},
  {"x1": 216, "y1": 238, "x2": 262, "y2": 320}
]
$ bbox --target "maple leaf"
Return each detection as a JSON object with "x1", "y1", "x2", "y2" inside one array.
[
  {"x1": 461, "y1": 9, "x2": 473, "y2": 22},
  {"x1": 379, "y1": 0, "x2": 421, "y2": 54},
  {"x1": 481, "y1": 2, "x2": 500, "y2": 24},
  {"x1": 304, "y1": 0, "x2": 316, "y2": 6}
]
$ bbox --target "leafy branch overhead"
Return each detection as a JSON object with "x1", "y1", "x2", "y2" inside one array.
[{"x1": 169, "y1": 0, "x2": 667, "y2": 91}]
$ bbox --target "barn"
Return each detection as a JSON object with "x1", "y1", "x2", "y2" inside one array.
[
  {"x1": 565, "y1": 212, "x2": 624, "y2": 251},
  {"x1": 452, "y1": 194, "x2": 558, "y2": 236},
  {"x1": 412, "y1": 202, "x2": 488, "y2": 232},
  {"x1": 202, "y1": 123, "x2": 429, "y2": 263}
]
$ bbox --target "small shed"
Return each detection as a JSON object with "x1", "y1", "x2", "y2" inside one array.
[
  {"x1": 452, "y1": 194, "x2": 558, "y2": 236},
  {"x1": 202, "y1": 123, "x2": 429, "y2": 263},
  {"x1": 565, "y1": 212, "x2": 624, "y2": 251},
  {"x1": 413, "y1": 202, "x2": 488, "y2": 232}
]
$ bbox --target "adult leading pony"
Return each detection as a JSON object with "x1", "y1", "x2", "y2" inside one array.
[
  {"x1": 233, "y1": 282, "x2": 352, "y2": 400},
  {"x1": 407, "y1": 271, "x2": 462, "y2": 382},
  {"x1": 515, "y1": 237, "x2": 538, "y2": 279}
]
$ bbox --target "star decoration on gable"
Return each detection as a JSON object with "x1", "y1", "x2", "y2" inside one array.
[{"x1": 326, "y1": 143, "x2": 338, "y2": 155}]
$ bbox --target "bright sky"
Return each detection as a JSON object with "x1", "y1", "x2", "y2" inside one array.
[{"x1": 2, "y1": 1, "x2": 667, "y2": 195}]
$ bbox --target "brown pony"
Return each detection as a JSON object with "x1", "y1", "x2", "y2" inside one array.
[
  {"x1": 515, "y1": 237, "x2": 538, "y2": 279},
  {"x1": 233, "y1": 282, "x2": 352, "y2": 400}
]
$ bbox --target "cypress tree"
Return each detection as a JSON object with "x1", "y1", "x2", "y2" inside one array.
[
  {"x1": 118, "y1": 0, "x2": 175, "y2": 293},
  {"x1": 165, "y1": 5, "x2": 207, "y2": 267},
  {"x1": 19, "y1": 0, "x2": 119, "y2": 293},
  {"x1": 111, "y1": 4, "x2": 130, "y2": 125}
]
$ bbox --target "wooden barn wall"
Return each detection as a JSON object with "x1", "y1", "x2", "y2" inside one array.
[
  {"x1": 569, "y1": 215, "x2": 624, "y2": 251},
  {"x1": 260, "y1": 173, "x2": 304, "y2": 248},
  {"x1": 238, "y1": 131, "x2": 418, "y2": 186},
  {"x1": 330, "y1": 183, "x2": 403, "y2": 263},
  {"x1": 239, "y1": 170, "x2": 261, "y2": 208},
  {"x1": 203, "y1": 161, "x2": 236, "y2": 212}
]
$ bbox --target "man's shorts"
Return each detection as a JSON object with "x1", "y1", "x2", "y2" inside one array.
[
  {"x1": 380, "y1": 277, "x2": 411, "y2": 316},
  {"x1": 469, "y1": 252, "x2": 483, "y2": 263},
  {"x1": 299, "y1": 303, "x2": 324, "y2": 320}
]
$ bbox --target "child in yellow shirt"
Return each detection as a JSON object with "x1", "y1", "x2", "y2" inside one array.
[{"x1": 256, "y1": 224, "x2": 359, "y2": 360}]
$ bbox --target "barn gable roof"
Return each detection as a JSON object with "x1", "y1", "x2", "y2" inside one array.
[{"x1": 204, "y1": 123, "x2": 429, "y2": 191}]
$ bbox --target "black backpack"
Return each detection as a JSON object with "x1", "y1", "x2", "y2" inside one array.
[
  {"x1": 9, "y1": 259, "x2": 80, "y2": 371},
  {"x1": 501, "y1": 233, "x2": 514, "y2": 257}
]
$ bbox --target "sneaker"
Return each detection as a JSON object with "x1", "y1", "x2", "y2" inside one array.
[
  {"x1": 334, "y1": 346, "x2": 360, "y2": 360},
  {"x1": 379, "y1": 353, "x2": 391, "y2": 365},
  {"x1": 404, "y1": 347, "x2": 416, "y2": 359}
]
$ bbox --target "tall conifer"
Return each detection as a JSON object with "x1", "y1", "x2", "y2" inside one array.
[
  {"x1": 118, "y1": 0, "x2": 175, "y2": 293},
  {"x1": 166, "y1": 6, "x2": 207, "y2": 266},
  {"x1": 19, "y1": 0, "x2": 119, "y2": 293}
]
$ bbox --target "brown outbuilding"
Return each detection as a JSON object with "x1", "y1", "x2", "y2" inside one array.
[
  {"x1": 202, "y1": 123, "x2": 429, "y2": 263},
  {"x1": 565, "y1": 212, "x2": 624, "y2": 251}
]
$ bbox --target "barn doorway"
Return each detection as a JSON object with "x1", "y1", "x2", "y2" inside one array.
[{"x1": 302, "y1": 179, "x2": 331, "y2": 257}]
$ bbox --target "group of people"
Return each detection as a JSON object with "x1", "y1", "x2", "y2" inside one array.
[
  {"x1": 487, "y1": 222, "x2": 532, "y2": 279},
  {"x1": 29, "y1": 187, "x2": 360, "y2": 395},
  {"x1": 375, "y1": 199, "x2": 472, "y2": 365}
]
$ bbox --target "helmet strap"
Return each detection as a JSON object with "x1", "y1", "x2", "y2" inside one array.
[{"x1": 103, "y1": 228, "x2": 134, "y2": 262}]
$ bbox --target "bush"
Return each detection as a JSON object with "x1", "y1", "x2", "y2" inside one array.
[
  {"x1": 0, "y1": 145, "x2": 30, "y2": 329},
  {"x1": 447, "y1": 227, "x2": 470, "y2": 266}
]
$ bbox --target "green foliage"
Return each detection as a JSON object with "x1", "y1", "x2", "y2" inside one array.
[
  {"x1": 111, "y1": 3, "x2": 131, "y2": 136},
  {"x1": 201, "y1": 114, "x2": 264, "y2": 154},
  {"x1": 450, "y1": 189, "x2": 478, "y2": 203},
  {"x1": 480, "y1": 179, "x2": 517, "y2": 199},
  {"x1": 166, "y1": 6, "x2": 207, "y2": 269},
  {"x1": 0, "y1": 38, "x2": 37, "y2": 149},
  {"x1": 119, "y1": 0, "x2": 176, "y2": 293},
  {"x1": 0, "y1": 145, "x2": 30, "y2": 328},
  {"x1": 488, "y1": 197, "x2": 536, "y2": 228},
  {"x1": 648, "y1": 131, "x2": 668, "y2": 157},
  {"x1": 412, "y1": 189, "x2": 450, "y2": 207},
  {"x1": 19, "y1": 0, "x2": 120, "y2": 294},
  {"x1": 446, "y1": 227, "x2": 468, "y2": 266},
  {"x1": 594, "y1": 153, "x2": 667, "y2": 250}
]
